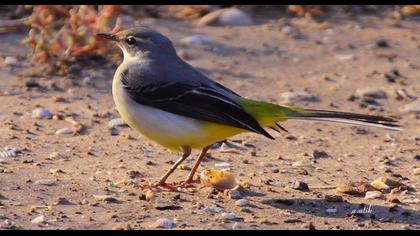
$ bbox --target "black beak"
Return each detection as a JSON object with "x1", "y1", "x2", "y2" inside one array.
[{"x1": 96, "y1": 33, "x2": 117, "y2": 41}]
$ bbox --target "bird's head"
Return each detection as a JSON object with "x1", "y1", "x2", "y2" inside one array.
[{"x1": 97, "y1": 27, "x2": 176, "y2": 60}]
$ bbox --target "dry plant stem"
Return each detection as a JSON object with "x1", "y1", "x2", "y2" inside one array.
[{"x1": 0, "y1": 17, "x2": 30, "y2": 33}]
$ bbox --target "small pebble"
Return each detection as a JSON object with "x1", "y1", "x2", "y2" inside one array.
[
  {"x1": 235, "y1": 199, "x2": 249, "y2": 207},
  {"x1": 32, "y1": 108, "x2": 52, "y2": 119},
  {"x1": 228, "y1": 190, "x2": 242, "y2": 199},
  {"x1": 214, "y1": 162, "x2": 231, "y2": 168},
  {"x1": 413, "y1": 168, "x2": 420, "y2": 176},
  {"x1": 34, "y1": 179, "x2": 56, "y2": 186},
  {"x1": 93, "y1": 194, "x2": 118, "y2": 202},
  {"x1": 376, "y1": 39, "x2": 390, "y2": 48},
  {"x1": 281, "y1": 91, "x2": 319, "y2": 105},
  {"x1": 365, "y1": 191, "x2": 383, "y2": 199},
  {"x1": 217, "y1": 8, "x2": 254, "y2": 26},
  {"x1": 312, "y1": 150, "x2": 331, "y2": 159},
  {"x1": 4, "y1": 56, "x2": 19, "y2": 66},
  {"x1": 202, "y1": 205, "x2": 222, "y2": 214},
  {"x1": 180, "y1": 35, "x2": 210, "y2": 45},
  {"x1": 30, "y1": 215, "x2": 45, "y2": 224},
  {"x1": 221, "y1": 212, "x2": 236, "y2": 220},
  {"x1": 55, "y1": 128, "x2": 74, "y2": 136},
  {"x1": 150, "y1": 218, "x2": 173, "y2": 229},
  {"x1": 354, "y1": 87, "x2": 388, "y2": 99},
  {"x1": 108, "y1": 118, "x2": 127, "y2": 128},
  {"x1": 291, "y1": 180, "x2": 310, "y2": 191}
]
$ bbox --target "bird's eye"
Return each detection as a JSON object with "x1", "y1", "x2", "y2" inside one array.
[{"x1": 125, "y1": 37, "x2": 136, "y2": 45}]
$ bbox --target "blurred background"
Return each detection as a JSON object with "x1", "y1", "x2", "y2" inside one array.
[{"x1": 0, "y1": 5, "x2": 419, "y2": 76}]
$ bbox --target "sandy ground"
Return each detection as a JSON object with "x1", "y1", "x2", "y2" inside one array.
[{"x1": 0, "y1": 14, "x2": 419, "y2": 230}]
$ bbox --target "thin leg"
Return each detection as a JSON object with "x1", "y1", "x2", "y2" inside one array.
[
  {"x1": 156, "y1": 146, "x2": 191, "y2": 186},
  {"x1": 182, "y1": 145, "x2": 210, "y2": 185}
]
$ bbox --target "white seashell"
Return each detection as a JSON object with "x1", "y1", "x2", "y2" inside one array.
[
  {"x1": 34, "y1": 179, "x2": 56, "y2": 186},
  {"x1": 31, "y1": 215, "x2": 45, "y2": 224},
  {"x1": 202, "y1": 205, "x2": 222, "y2": 214},
  {"x1": 0, "y1": 150, "x2": 17, "y2": 158},
  {"x1": 55, "y1": 128, "x2": 74, "y2": 136},
  {"x1": 108, "y1": 118, "x2": 127, "y2": 128},
  {"x1": 4, "y1": 56, "x2": 19, "y2": 66},
  {"x1": 214, "y1": 162, "x2": 231, "y2": 168},
  {"x1": 32, "y1": 108, "x2": 52, "y2": 119},
  {"x1": 221, "y1": 212, "x2": 236, "y2": 220},
  {"x1": 235, "y1": 199, "x2": 249, "y2": 207},
  {"x1": 364, "y1": 191, "x2": 383, "y2": 199}
]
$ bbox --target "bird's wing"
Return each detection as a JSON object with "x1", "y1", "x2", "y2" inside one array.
[{"x1": 121, "y1": 75, "x2": 274, "y2": 139}]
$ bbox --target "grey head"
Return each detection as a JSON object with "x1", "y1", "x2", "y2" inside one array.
[{"x1": 97, "y1": 27, "x2": 177, "y2": 59}]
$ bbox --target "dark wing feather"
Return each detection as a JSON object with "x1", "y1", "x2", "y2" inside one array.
[{"x1": 121, "y1": 77, "x2": 274, "y2": 139}]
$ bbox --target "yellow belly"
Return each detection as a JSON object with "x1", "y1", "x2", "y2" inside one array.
[{"x1": 112, "y1": 74, "x2": 247, "y2": 152}]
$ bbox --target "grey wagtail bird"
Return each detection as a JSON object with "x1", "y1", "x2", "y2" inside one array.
[{"x1": 97, "y1": 27, "x2": 401, "y2": 190}]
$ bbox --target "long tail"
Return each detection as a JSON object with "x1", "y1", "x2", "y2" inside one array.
[
  {"x1": 288, "y1": 109, "x2": 402, "y2": 131},
  {"x1": 238, "y1": 99, "x2": 402, "y2": 132}
]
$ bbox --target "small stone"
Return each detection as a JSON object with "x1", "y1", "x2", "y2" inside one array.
[
  {"x1": 30, "y1": 215, "x2": 45, "y2": 224},
  {"x1": 34, "y1": 179, "x2": 56, "y2": 186},
  {"x1": 291, "y1": 181, "x2": 310, "y2": 191},
  {"x1": 214, "y1": 162, "x2": 231, "y2": 168},
  {"x1": 312, "y1": 150, "x2": 331, "y2": 159},
  {"x1": 221, "y1": 212, "x2": 236, "y2": 220},
  {"x1": 49, "y1": 152, "x2": 68, "y2": 160},
  {"x1": 54, "y1": 197, "x2": 73, "y2": 205},
  {"x1": 376, "y1": 39, "x2": 390, "y2": 48},
  {"x1": 229, "y1": 190, "x2": 242, "y2": 199},
  {"x1": 202, "y1": 205, "x2": 222, "y2": 214},
  {"x1": 292, "y1": 161, "x2": 304, "y2": 167},
  {"x1": 413, "y1": 168, "x2": 420, "y2": 176},
  {"x1": 32, "y1": 108, "x2": 52, "y2": 119},
  {"x1": 150, "y1": 218, "x2": 173, "y2": 229},
  {"x1": 55, "y1": 128, "x2": 74, "y2": 136},
  {"x1": 93, "y1": 194, "x2": 118, "y2": 203},
  {"x1": 414, "y1": 155, "x2": 420, "y2": 161},
  {"x1": 235, "y1": 199, "x2": 249, "y2": 207},
  {"x1": 153, "y1": 200, "x2": 180, "y2": 210},
  {"x1": 370, "y1": 177, "x2": 400, "y2": 191},
  {"x1": 354, "y1": 88, "x2": 388, "y2": 99},
  {"x1": 281, "y1": 91, "x2": 319, "y2": 105},
  {"x1": 365, "y1": 191, "x2": 383, "y2": 199},
  {"x1": 4, "y1": 56, "x2": 19, "y2": 66},
  {"x1": 108, "y1": 118, "x2": 127, "y2": 128},
  {"x1": 217, "y1": 8, "x2": 254, "y2": 26},
  {"x1": 180, "y1": 35, "x2": 210, "y2": 45}
]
